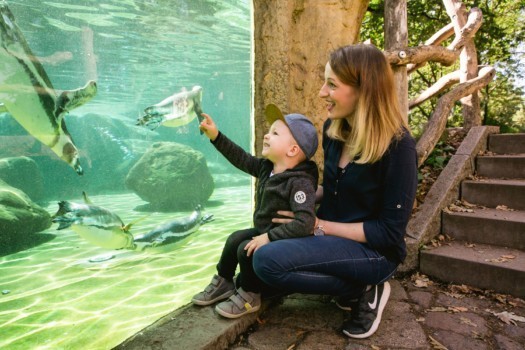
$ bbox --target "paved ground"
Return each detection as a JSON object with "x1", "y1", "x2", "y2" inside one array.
[{"x1": 117, "y1": 275, "x2": 525, "y2": 350}]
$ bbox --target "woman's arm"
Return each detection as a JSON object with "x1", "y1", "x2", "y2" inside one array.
[
  {"x1": 315, "y1": 218, "x2": 366, "y2": 242},
  {"x1": 316, "y1": 185, "x2": 324, "y2": 204}
]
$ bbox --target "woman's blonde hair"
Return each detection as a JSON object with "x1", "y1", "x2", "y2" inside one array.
[{"x1": 327, "y1": 44, "x2": 409, "y2": 164}]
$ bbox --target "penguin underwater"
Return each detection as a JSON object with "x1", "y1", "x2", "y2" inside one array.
[
  {"x1": 136, "y1": 85, "x2": 204, "y2": 131},
  {"x1": 134, "y1": 205, "x2": 213, "y2": 251},
  {"x1": 52, "y1": 192, "x2": 135, "y2": 250},
  {"x1": 52, "y1": 193, "x2": 213, "y2": 252},
  {"x1": 0, "y1": 2, "x2": 96, "y2": 175}
]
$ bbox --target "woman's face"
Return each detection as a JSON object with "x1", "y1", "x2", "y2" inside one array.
[{"x1": 319, "y1": 62, "x2": 360, "y2": 120}]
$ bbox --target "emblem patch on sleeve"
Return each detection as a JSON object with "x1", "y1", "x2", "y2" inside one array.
[{"x1": 294, "y1": 191, "x2": 306, "y2": 204}]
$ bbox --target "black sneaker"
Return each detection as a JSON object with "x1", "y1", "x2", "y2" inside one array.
[
  {"x1": 334, "y1": 296, "x2": 358, "y2": 311},
  {"x1": 342, "y1": 281, "x2": 391, "y2": 339}
]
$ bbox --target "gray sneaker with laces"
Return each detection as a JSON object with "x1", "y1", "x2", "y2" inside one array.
[
  {"x1": 215, "y1": 287, "x2": 261, "y2": 319},
  {"x1": 191, "y1": 274, "x2": 235, "y2": 306}
]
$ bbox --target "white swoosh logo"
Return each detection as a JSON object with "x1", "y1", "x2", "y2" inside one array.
[{"x1": 368, "y1": 286, "x2": 378, "y2": 309}]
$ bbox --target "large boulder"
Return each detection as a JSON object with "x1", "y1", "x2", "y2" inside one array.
[
  {"x1": 0, "y1": 157, "x2": 44, "y2": 201},
  {"x1": 125, "y1": 142, "x2": 214, "y2": 211},
  {"x1": 0, "y1": 179, "x2": 51, "y2": 248}
]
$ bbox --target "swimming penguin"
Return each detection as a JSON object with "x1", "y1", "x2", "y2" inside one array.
[
  {"x1": 136, "y1": 86, "x2": 204, "y2": 131},
  {"x1": 133, "y1": 205, "x2": 213, "y2": 251},
  {"x1": 52, "y1": 192, "x2": 134, "y2": 250},
  {"x1": 0, "y1": 3, "x2": 96, "y2": 175}
]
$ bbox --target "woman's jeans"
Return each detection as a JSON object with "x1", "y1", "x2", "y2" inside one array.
[
  {"x1": 216, "y1": 227, "x2": 263, "y2": 293},
  {"x1": 253, "y1": 236, "x2": 398, "y2": 299}
]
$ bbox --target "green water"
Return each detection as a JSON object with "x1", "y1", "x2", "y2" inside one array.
[
  {"x1": 0, "y1": 0, "x2": 253, "y2": 348},
  {"x1": 0, "y1": 186, "x2": 252, "y2": 349}
]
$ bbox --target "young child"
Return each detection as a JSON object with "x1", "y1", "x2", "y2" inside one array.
[{"x1": 192, "y1": 104, "x2": 319, "y2": 318}]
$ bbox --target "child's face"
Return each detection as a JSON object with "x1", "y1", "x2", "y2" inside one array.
[{"x1": 262, "y1": 120, "x2": 297, "y2": 162}]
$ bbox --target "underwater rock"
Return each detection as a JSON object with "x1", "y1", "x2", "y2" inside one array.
[
  {"x1": 0, "y1": 179, "x2": 51, "y2": 247},
  {"x1": 0, "y1": 156, "x2": 44, "y2": 201},
  {"x1": 125, "y1": 142, "x2": 214, "y2": 211},
  {"x1": 60, "y1": 113, "x2": 153, "y2": 194}
]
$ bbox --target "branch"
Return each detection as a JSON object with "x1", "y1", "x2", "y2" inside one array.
[
  {"x1": 407, "y1": 23, "x2": 454, "y2": 73},
  {"x1": 415, "y1": 66, "x2": 495, "y2": 166},
  {"x1": 447, "y1": 7, "x2": 483, "y2": 51},
  {"x1": 392, "y1": 8, "x2": 483, "y2": 71},
  {"x1": 409, "y1": 70, "x2": 461, "y2": 108},
  {"x1": 385, "y1": 45, "x2": 458, "y2": 66}
]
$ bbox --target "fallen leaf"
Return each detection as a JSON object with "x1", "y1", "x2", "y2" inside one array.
[
  {"x1": 486, "y1": 309, "x2": 525, "y2": 325},
  {"x1": 449, "y1": 306, "x2": 469, "y2": 313},
  {"x1": 429, "y1": 335, "x2": 448, "y2": 350},
  {"x1": 449, "y1": 284, "x2": 472, "y2": 294},
  {"x1": 428, "y1": 306, "x2": 448, "y2": 312},
  {"x1": 494, "y1": 294, "x2": 508, "y2": 304},
  {"x1": 414, "y1": 279, "x2": 429, "y2": 288},
  {"x1": 494, "y1": 311, "x2": 525, "y2": 325},
  {"x1": 461, "y1": 200, "x2": 478, "y2": 208},
  {"x1": 495, "y1": 205, "x2": 514, "y2": 211},
  {"x1": 444, "y1": 291, "x2": 465, "y2": 299},
  {"x1": 460, "y1": 316, "x2": 478, "y2": 327},
  {"x1": 485, "y1": 256, "x2": 512, "y2": 263},
  {"x1": 412, "y1": 272, "x2": 432, "y2": 288}
]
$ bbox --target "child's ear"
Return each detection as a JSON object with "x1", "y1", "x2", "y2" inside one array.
[{"x1": 287, "y1": 144, "x2": 301, "y2": 158}]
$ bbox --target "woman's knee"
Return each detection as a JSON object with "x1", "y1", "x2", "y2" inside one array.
[{"x1": 253, "y1": 244, "x2": 282, "y2": 281}]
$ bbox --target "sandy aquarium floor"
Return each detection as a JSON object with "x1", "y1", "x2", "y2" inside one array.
[{"x1": 0, "y1": 185, "x2": 253, "y2": 350}]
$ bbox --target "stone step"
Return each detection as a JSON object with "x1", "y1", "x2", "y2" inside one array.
[
  {"x1": 488, "y1": 133, "x2": 525, "y2": 154},
  {"x1": 420, "y1": 241, "x2": 525, "y2": 297},
  {"x1": 442, "y1": 208, "x2": 525, "y2": 250},
  {"x1": 476, "y1": 155, "x2": 525, "y2": 179},
  {"x1": 461, "y1": 179, "x2": 525, "y2": 210}
]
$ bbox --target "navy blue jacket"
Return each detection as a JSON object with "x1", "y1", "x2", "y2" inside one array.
[
  {"x1": 212, "y1": 132, "x2": 319, "y2": 241},
  {"x1": 316, "y1": 120, "x2": 418, "y2": 263}
]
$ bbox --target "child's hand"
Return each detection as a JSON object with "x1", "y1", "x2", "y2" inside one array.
[
  {"x1": 199, "y1": 113, "x2": 219, "y2": 141},
  {"x1": 244, "y1": 233, "x2": 270, "y2": 257}
]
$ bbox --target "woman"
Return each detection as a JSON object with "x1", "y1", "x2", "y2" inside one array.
[{"x1": 252, "y1": 44, "x2": 418, "y2": 339}]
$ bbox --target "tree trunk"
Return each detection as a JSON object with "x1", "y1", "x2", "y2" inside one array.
[
  {"x1": 443, "y1": 0, "x2": 481, "y2": 130},
  {"x1": 252, "y1": 0, "x2": 370, "y2": 168},
  {"x1": 384, "y1": 0, "x2": 408, "y2": 121}
]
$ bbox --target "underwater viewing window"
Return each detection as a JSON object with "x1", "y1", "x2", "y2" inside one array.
[{"x1": 0, "y1": 0, "x2": 253, "y2": 348}]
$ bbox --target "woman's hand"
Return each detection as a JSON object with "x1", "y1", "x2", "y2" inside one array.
[
  {"x1": 199, "y1": 113, "x2": 219, "y2": 141},
  {"x1": 271, "y1": 210, "x2": 295, "y2": 224},
  {"x1": 244, "y1": 233, "x2": 270, "y2": 257}
]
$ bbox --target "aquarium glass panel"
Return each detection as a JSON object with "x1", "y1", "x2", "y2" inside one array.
[{"x1": 0, "y1": 0, "x2": 253, "y2": 348}]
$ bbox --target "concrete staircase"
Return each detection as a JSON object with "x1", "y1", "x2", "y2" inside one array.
[{"x1": 420, "y1": 133, "x2": 525, "y2": 297}]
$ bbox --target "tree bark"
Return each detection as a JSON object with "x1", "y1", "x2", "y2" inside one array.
[
  {"x1": 252, "y1": 0, "x2": 370, "y2": 168},
  {"x1": 385, "y1": 45, "x2": 459, "y2": 67},
  {"x1": 444, "y1": 1, "x2": 482, "y2": 130},
  {"x1": 416, "y1": 67, "x2": 495, "y2": 166},
  {"x1": 384, "y1": 0, "x2": 408, "y2": 120}
]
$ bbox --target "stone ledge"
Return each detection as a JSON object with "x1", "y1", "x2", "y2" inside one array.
[
  {"x1": 400, "y1": 125, "x2": 500, "y2": 273},
  {"x1": 115, "y1": 301, "x2": 273, "y2": 350}
]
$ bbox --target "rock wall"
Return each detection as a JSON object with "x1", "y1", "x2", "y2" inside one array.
[{"x1": 253, "y1": 0, "x2": 369, "y2": 171}]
